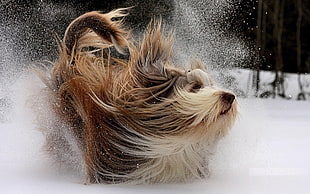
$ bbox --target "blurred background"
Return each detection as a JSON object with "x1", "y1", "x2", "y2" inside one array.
[{"x1": 0, "y1": 0, "x2": 310, "y2": 100}]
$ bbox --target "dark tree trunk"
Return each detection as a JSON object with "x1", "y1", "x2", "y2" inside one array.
[
  {"x1": 254, "y1": 0, "x2": 264, "y2": 97},
  {"x1": 296, "y1": 0, "x2": 305, "y2": 100},
  {"x1": 272, "y1": 0, "x2": 286, "y2": 98}
]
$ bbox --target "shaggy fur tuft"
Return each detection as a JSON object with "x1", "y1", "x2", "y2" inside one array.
[{"x1": 35, "y1": 8, "x2": 238, "y2": 184}]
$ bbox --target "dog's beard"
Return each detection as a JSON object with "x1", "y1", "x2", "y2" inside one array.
[
  {"x1": 35, "y1": 8, "x2": 238, "y2": 184},
  {"x1": 170, "y1": 87, "x2": 238, "y2": 141}
]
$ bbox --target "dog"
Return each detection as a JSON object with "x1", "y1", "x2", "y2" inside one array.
[{"x1": 35, "y1": 8, "x2": 238, "y2": 184}]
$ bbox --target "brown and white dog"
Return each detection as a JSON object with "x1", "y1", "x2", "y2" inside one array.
[{"x1": 35, "y1": 8, "x2": 238, "y2": 184}]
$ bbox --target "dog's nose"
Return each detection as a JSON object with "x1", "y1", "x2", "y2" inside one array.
[{"x1": 221, "y1": 93, "x2": 235, "y2": 104}]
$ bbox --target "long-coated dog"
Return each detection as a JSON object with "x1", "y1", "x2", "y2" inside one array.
[{"x1": 35, "y1": 8, "x2": 238, "y2": 184}]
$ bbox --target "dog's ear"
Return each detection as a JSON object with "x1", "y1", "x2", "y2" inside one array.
[
  {"x1": 63, "y1": 8, "x2": 129, "y2": 55},
  {"x1": 131, "y1": 20, "x2": 184, "y2": 81}
]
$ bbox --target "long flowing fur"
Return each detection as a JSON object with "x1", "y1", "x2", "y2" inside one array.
[{"x1": 35, "y1": 8, "x2": 238, "y2": 184}]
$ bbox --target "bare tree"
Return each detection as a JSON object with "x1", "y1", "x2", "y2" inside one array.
[
  {"x1": 253, "y1": 0, "x2": 264, "y2": 97},
  {"x1": 296, "y1": 0, "x2": 305, "y2": 100},
  {"x1": 272, "y1": 0, "x2": 286, "y2": 98}
]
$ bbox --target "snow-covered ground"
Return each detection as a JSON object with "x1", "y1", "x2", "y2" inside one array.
[{"x1": 0, "y1": 73, "x2": 310, "y2": 194}]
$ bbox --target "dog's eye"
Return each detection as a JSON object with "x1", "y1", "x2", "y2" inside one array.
[{"x1": 190, "y1": 83, "x2": 203, "y2": 93}]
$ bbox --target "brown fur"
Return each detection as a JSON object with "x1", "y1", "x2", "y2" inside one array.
[{"x1": 36, "y1": 8, "x2": 238, "y2": 184}]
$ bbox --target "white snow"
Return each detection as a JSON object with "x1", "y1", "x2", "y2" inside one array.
[{"x1": 0, "y1": 73, "x2": 310, "y2": 194}]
